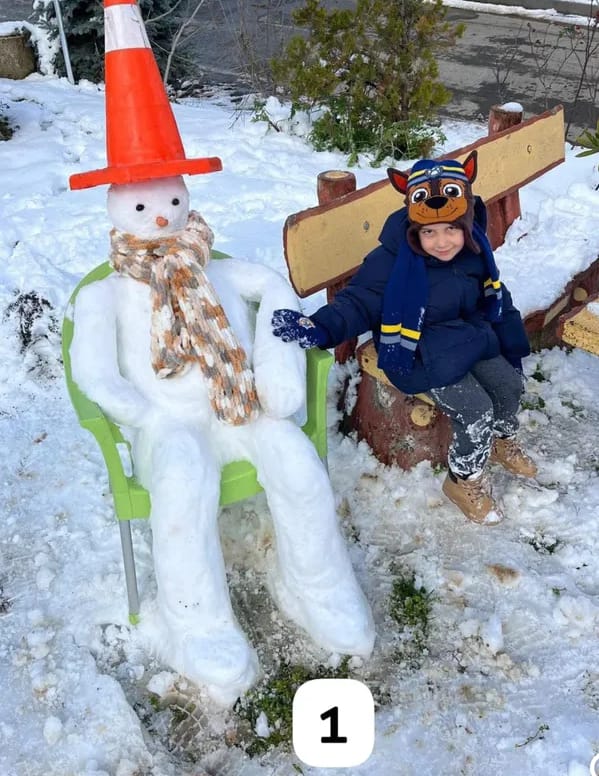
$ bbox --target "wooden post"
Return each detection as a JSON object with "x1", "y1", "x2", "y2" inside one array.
[
  {"x1": 317, "y1": 171, "x2": 358, "y2": 363},
  {"x1": 486, "y1": 104, "x2": 523, "y2": 249},
  {"x1": 317, "y1": 170, "x2": 357, "y2": 205}
]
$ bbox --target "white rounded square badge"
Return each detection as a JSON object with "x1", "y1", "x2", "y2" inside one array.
[{"x1": 292, "y1": 678, "x2": 375, "y2": 768}]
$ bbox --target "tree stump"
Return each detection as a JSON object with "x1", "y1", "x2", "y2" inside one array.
[{"x1": 0, "y1": 31, "x2": 36, "y2": 80}]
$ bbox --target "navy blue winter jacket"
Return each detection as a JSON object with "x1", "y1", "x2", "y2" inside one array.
[{"x1": 311, "y1": 207, "x2": 531, "y2": 394}]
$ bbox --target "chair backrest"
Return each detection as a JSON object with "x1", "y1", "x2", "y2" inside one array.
[{"x1": 62, "y1": 261, "x2": 115, "y2": 428}]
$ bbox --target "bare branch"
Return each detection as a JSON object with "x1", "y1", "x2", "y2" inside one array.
[
  {"x1": 145, "y1": 0, "x2": 186, "y2": 25},
  {"x1": 163, "y1": 0, "x2": 208, "y2": 87}
]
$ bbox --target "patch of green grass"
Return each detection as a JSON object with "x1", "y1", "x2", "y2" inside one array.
[
  {"x1": 521, "y1": 395, "x2": 546, "y2": 411},
  {"x1": 234, "y1": 658, "x2": 351, "y2": 756},
  {"x1": 389, "y1": 571, "x2": 434, "y2": 660},
  {"x1": 390, "y1": 574, "x2": 433, "y2": 633},
  {"x1": 531, "y1": 365, "x2": 548, "y2": 382}
]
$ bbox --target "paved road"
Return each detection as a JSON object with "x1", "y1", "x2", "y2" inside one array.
[
  {"x1": 184, "y1": 1, "x2": 598, "y2": 140},
  {"x1": 1, "y1": 0, "x2": 596, "y2": 140},
  {"x1": 0, "y1": 0, "x2": 32, "y2": 24},
  {"x1": 440, "y1": 6, "x2": 598, "y2": 139}
]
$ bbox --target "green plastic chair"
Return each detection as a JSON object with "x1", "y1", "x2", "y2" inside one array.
[{"x1": 62, "y1": 253, "x2": 333, "y2": 623}]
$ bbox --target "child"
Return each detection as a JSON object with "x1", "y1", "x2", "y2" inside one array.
[{"x1": 271, "y1": 151, "x2": 536, "y2": 525}]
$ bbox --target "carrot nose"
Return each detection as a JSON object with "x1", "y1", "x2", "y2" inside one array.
[{"x1": 155, "y1": 216, "x2": 169, "y2": 228}]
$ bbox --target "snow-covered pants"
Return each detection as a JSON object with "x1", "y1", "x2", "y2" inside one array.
[{"x1": 426, "y1": 355, "x2": 523, "y2": 478}]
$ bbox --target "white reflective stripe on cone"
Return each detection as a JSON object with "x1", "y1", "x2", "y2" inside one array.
[{"x1": 105, "y1": 4, "x2": 151, "y2": 53}]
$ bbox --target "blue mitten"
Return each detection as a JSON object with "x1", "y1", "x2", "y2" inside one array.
[{"x1": 271, "y1": 309, "x2": 328, "y2": 349}]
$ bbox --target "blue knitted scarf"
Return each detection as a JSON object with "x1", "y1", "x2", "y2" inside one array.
[{"x1": 377, "y1": 219, "x2": 503, "y2": 375}]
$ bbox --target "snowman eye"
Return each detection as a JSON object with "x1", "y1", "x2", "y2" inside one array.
[
  {"x1": 172, "y1": 198, "x2": 180, "y2": 206},
  {"x1": 135, "y1": 204, "x2": 145, "y2": 212}
]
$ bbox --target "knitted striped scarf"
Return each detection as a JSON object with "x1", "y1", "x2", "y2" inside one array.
[
  {"x1": 110, "y1": 210, "x2": 261, "y2": 426},
  {"x1": 378, "y1": 219, "x2": 503, "y2": 375}
]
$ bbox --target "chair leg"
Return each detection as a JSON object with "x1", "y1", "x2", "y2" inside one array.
[{"x1": 118, "y1": 520, "x2": 140, "y2": 624}]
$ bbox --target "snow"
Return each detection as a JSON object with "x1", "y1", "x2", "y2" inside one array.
[
  {"x1": 1, "y1": 67, "x2": 599, "y2": 775},
  {"x1": 442, "y1": 0, "x2": 597, "y2": 26},
  {"x1": 500, "y1": 101, "x2": 524, "y2": 113}
]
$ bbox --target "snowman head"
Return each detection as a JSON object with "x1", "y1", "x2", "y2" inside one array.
[{"x1": 107, "y1": 175, "x2": 190, "y2": 238}]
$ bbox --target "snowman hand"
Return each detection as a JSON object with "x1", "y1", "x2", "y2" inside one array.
[{"x1": 271, "y1": 309, "x2": 328, "y2": 349}]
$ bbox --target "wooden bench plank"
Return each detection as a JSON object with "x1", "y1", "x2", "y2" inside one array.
[
  {"x1": 559, "y1": 294, "x2": 599, "y2": 356},
  {"x1": 284, "y1": 106, "x2": 564, "y2": 297}
]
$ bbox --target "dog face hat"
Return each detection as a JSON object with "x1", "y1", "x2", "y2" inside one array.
[{"x1": 387, "y1": 151, "x2": 480, "y2": 254}]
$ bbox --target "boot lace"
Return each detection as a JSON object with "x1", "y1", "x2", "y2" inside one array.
[{"x1": 462, "y1": 473, "x2": 490, "y2": 503}]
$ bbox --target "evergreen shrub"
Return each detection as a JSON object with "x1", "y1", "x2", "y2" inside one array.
[
  {"x1": 576, "y1": 119, "x2": 599, "y2": 168},
  {"x1": 271, "y1": 0, "x2": 465, "y2": 164},
  {"x1": 32, "y1": 0, "x2": 186, "y2": 84}
]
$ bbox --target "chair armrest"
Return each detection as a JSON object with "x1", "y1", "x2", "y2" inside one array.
[
  {"x1": 68, "y1": 379, "x2": 149, "y2": 517},
  {"x1": 302, "y1": 347, "x2": 334, "y2": 459}
]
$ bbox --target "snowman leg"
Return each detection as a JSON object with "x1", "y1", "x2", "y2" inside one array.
[
  {"x1": 249, "y1": 417, "x2": 375, "y2": 657},
  {"x1": 140, "y1": 421, "x2": 258, "y2": 704}
]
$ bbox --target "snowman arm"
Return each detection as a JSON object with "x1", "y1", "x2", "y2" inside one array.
[
  {"x1": 70, "y1": 280, "x2": 151, "y2": 428},
  {"x1": 214, "y1": 259, "x2": 306, "y2": 418}
]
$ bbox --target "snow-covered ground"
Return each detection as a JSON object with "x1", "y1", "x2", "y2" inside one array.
[{"x1": 1, "y1": 73, "x2": 599, "y2": 776}]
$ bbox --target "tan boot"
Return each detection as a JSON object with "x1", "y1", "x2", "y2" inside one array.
[
  {"x1": 490, "y1": 437, "x2": 537, "y2": 478},
  {"x1": 442, "y1": 471, "x2": 503, "y2": 525}
]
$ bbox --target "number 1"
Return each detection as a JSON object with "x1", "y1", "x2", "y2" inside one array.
[{"x1": 320, "y1": 705, "x2": 348, "y2": 743}]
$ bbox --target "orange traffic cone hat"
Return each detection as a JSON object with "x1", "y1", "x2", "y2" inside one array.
[{"x1": 69, "y1": 0, "x2": 222, "y2": 190}]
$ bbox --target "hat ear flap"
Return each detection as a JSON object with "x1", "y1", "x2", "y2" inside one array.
[
  {"x1": 462, "y1": 150, "x2": 478, "y2": 184},
  {"x1": 387, "y1": 167, "x2": 409, "y2": 194}
]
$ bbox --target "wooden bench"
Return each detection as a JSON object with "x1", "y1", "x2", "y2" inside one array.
[
  {"x1": 283, "y1": 105, "x2": 573, "y2": 469},
  {"x1": 558, "y1": 292, "x2": 599, "y2": 357}
]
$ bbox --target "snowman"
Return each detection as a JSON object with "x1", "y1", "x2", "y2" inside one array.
[
  {"x1": 69, "y1": 172, "x2": 375, "y2": 703},
  {"x1": 68, "y1": 0, "x2": 374, "y2": 704}
]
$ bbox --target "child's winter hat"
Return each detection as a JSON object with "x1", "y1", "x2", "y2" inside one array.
[{"x1": 387, "y1": 152, "x2": 479, "y2": 255}]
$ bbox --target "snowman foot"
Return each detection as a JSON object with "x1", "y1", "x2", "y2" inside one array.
[
  {"x1": 267, "y1": 568, "x2": 375, "y2": 658},
  {"x1": 171, "y1": 625, "x2": 259, "y2": 706}
]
